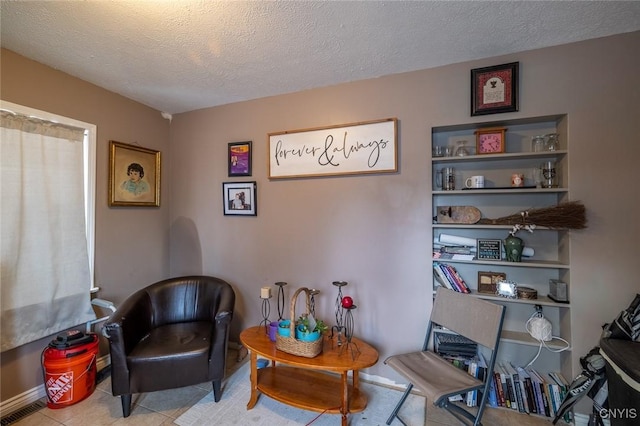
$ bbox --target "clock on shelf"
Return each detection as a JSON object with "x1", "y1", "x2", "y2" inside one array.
[{"x1": 475, "y1": 127, "x2": 506, "y2": 154}]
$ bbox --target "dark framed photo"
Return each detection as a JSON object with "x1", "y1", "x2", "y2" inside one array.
[
  {"x1": 228, "y1": 141, "x2": 252, "y2": 177},
  {"x1": 471, "y1": 62, "x2": 519, "y2": 116},
  {"x1": 477, "y1": 271, "x2": 507, "y2": 294},
  {"x1": 476, "y1": 239, "x2": 502, "y2": 260},
  {"x1": 108, "y1": 140, "x2": 161, "y2": 207},
  {"x1": 223, "y1": 181, "x2": 257, "y2": 216}
]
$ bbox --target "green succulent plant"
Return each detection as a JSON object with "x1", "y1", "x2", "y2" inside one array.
[{"x1": 296, "y1": 315, "x2": 328, "y2": 334}]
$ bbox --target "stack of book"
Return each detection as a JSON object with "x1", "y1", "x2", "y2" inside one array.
[
  {"x1": 490, "y1": 362, "x2": 572, "y2": 423},
  {"x1": 434, "y1": 331, "x2": 477, "y2": 358},
  {"x1": 433, "y1": 261, "x2": 471, "y2": 293}
]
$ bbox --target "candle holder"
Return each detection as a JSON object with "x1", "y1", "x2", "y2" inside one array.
[
  {"x1": 330, "y1": 281, "x2": 348, "y2": 346},
  {"x1": 259, "y1": 287, "x2": 272, "y2": 334},
  {"x1": 339, "y1": 304, "x2": 360, "y2": 360},
  {"x1": 309, "y1": 288, "x2": 320, "y2": 317},
  {"x1": 275, "y1": 282, "x2": 287, "y2": 321}
]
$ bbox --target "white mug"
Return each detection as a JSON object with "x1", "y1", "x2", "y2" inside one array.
[{"x1": 465, "y1": 175, "x2": 485, "y2": 189}]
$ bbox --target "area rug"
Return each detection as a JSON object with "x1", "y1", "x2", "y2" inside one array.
[{"x1": 174, "y1": 362, "x2": 425, "y2": 425}]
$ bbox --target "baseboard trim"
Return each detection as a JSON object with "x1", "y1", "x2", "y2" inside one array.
[{"x1": 0, "y1": 354, "x2": 110, "y2": 417}]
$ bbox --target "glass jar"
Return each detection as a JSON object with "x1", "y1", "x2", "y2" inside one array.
[
  {"x1": 531, "y1": 135, "x2": 545, "y2": 152},
  {"x1": 454, "y1": 140, "x2": 470, "y2": 157},
  {"x1": 545, "y1": 133, "x2": 559, "y2": 151}
]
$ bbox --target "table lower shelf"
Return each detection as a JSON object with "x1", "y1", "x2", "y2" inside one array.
[{"x1": 256, "y1": 366, "x2": 367, "y2": 414}]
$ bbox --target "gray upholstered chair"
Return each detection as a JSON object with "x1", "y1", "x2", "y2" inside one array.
[
  {"x1": 385, "y1": 286, "x2": 505, "y2": 426},
  {"x1": 104, "y1": 275, "x2": 235, "y2": 417}
]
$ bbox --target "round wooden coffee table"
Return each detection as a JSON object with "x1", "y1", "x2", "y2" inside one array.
[{"x1": 240, "y1": 326, "x2": 379, "y2": 426}]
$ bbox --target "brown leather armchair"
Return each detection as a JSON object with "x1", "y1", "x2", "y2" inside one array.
[{"x1": 104, "y1": 275, "x2": 235, "y2": 417}]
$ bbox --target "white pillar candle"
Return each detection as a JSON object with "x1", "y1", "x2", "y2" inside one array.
[{"x1": 260, "y1": 286, "x2": 271, "y2": 299}]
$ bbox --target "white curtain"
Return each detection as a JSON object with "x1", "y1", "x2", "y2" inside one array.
[{"x1": 1, "y1": 111, "x2": 95, "y2": 351}]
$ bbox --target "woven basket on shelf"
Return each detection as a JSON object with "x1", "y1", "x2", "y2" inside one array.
[{"x1": 275, "y1": 287, "x2": 323, "y2": 358}]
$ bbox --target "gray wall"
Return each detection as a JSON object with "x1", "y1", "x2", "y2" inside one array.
[
  {"x1": 0, "y1": 49, "x2": 171, "y2": 402},
  {"x1": 1, "y1": 31, "x2": 639, "y2": 410},
  {"x1": 168, "y1": 31, "x2": 640, "y2": 386}
]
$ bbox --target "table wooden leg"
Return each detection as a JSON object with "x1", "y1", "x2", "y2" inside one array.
[
  {"x1": 247, "y1": 351, "x2": 258, "y2": 409},
  {"x1": 341, "y1": 371, "x2": 348, "y2": 426},
  {"x1": 352, "y1": 369, "x2": 360, "y2": 390}
]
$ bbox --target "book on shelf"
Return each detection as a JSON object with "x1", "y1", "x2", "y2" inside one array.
[
  {"x1": 498, "y1": 363, "x2": 518, "y2": 411},
  {"x1": 493, "y1": 371, "x2": 506, "y2": 407},
  {"x1": 496, "y1": 365, "x2": 511, "y2": 409},
  {"x1": 433, "y1": 262, "x2": 470, "y2": 293},
  {"x1": 435, "y1": 331, "x2": 477, "y2": 354},
  {"x1": 517, "y1": 366, "x2": 538, "y2": 414},
  {"x1": 527, "y1": 367, "x2": 551, "y2": 417},
  {"x1": 503, "y1": 363, "x2": 525, "y2": 413}
]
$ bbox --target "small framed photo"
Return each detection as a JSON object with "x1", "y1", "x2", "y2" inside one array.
[
  {"x1": 477, "y1": 239, "x2": 502, "y2": 260},
  {"x1": 477, "y1": 271, "x2": 507, "y2": 294},
  {"x1": 223, "y1": 181, "x2": 257, "y2": 216},
  {"x1": 228, "y1": 141, "x2": 252, "y2": 176},
  {"x1": 471, "y1": 62, "x2": 519, "y2": 116},
  {"x1": 109, "y1": 140, "x2": 161, "y2": 207},
  {"x1": 475, "y1": 127, "x2": 507, "y2": 155}
]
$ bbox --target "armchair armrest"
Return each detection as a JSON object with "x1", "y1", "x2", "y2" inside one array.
[{"x1": 104, "y1": 291, "x2": 154, "y2": 395}]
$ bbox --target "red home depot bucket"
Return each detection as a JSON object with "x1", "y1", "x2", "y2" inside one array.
[{"x1": 42, "y1": 331, "x2": 99, "y2": 409}]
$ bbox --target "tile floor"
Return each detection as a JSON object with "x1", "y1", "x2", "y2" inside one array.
[{"x1": 8, "y1": 348, "x2": 556, "y2": 425}]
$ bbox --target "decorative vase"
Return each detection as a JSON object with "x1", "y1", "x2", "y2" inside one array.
[
  {"x1": 295, "y1": 325, "x2": 321, "y2": 342},
  {"x1": 504, "y1": 235, "x2": 524, "y2": 262},
  {"x1": 278, "y1": 320, "x2": 291, "y2": 337}
]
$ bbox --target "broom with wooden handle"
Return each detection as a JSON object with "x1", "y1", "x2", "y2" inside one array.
[{"x1": 478, "y1": 201, "x2": 586, "y2": 229}]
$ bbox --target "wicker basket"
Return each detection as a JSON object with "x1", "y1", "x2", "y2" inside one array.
[{"x1": 275, "y1": 287, "x2": 323, "y2": 358}]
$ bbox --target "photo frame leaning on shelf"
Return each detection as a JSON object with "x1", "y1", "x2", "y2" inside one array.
[
  {"x1": 477, "y1": 271, "x2": 507, "y2": 294},
  {"x1": 471, "y1": 62, "x2": 519, "y2": 116}
]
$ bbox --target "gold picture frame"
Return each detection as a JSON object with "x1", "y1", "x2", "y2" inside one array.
[{"x1": 109, "y1": 141, "x2": 161, "y2": 207}]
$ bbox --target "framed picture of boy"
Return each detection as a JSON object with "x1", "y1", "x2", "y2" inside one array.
[{"x1": 109, "y1": 140, "x2": 161, "y2": 207}]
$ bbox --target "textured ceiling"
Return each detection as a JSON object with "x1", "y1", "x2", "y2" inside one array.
[{"x1": 2, "y1": 1, "x2": 640, "y2": 115}]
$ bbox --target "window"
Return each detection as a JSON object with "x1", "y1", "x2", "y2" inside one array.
[{"x1": 0, "y1": 100, "x2": 97, "y2": 350}]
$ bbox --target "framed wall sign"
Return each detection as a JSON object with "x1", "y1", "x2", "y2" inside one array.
[
  {"x1": 109, "y1": 140, "x2": 161, "y2": 207},
  {"x1": 471, "y1": 62, "x2": 519, "y2": 116},
  {"x1": 476, "y1": 239, "x2": 502, "y2": 260},
  {"x1": 268, "y1": 118, "x2": 397, "y2": 179},
  {"x1": 228, "y1": 141, "x2": 252, "y2": 176},
  {"x1": 223, "y1": 181, "x2": 257, "y2": 216}
]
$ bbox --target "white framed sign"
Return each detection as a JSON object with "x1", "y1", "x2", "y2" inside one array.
[{"x1": 268, "y1": 118, "x2": 397, "y2": 179}]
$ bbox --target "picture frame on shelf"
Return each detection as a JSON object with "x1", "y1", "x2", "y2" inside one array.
[
  {"x1": 228, "y1": 141, "x2": 252, "y2": 177},
  {"x1": 471, "y1": 62, "x2": 519, "y2": 116},
  {"x1": 223, "y1": 181, "x2": 257, "y2": 216},
  {"x1": 108, "y1": 140, "x2": 161, "y2": 207},
  {"x1": 477, "y1": 271, "x2": 507, "y2": 294},
  {"x1": 475, "y1": 127, "x2": 507, "y2": 154},
  {"x1": 476, "y1": 239, "x2": 502, "y2": 260}
]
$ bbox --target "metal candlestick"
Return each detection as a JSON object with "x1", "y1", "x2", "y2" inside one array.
[
  {"x1": 259, "y1": 296, "x2": 271, "y2": 334},
  {"x1": 339, "y1": 305, "x2": 360, "y2": 360},
  {"x1": 309, "y1": 288, "x2": 320, "y2": 317},
  {"x1": 275, "y1": 282, "x2": 287, "y2": 321},
  {"x1": 330, "y1": 281, "x2": 348, "y2": 346}
]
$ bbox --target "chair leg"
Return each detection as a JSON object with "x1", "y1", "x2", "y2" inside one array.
[
  {"x1": 120, "y1": 394, "x2": 132, "y2": 417},
  {"x1": 386, "y1": 383, "x2": 413, "y2": 425},
  {"x1": 212, "y1": 379, "x2": 222, "y2": 402}
]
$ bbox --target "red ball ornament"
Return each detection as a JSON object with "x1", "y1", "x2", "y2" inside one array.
[{"x1": 341, "y1": 296, "x2": 353, "y2": 308}]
